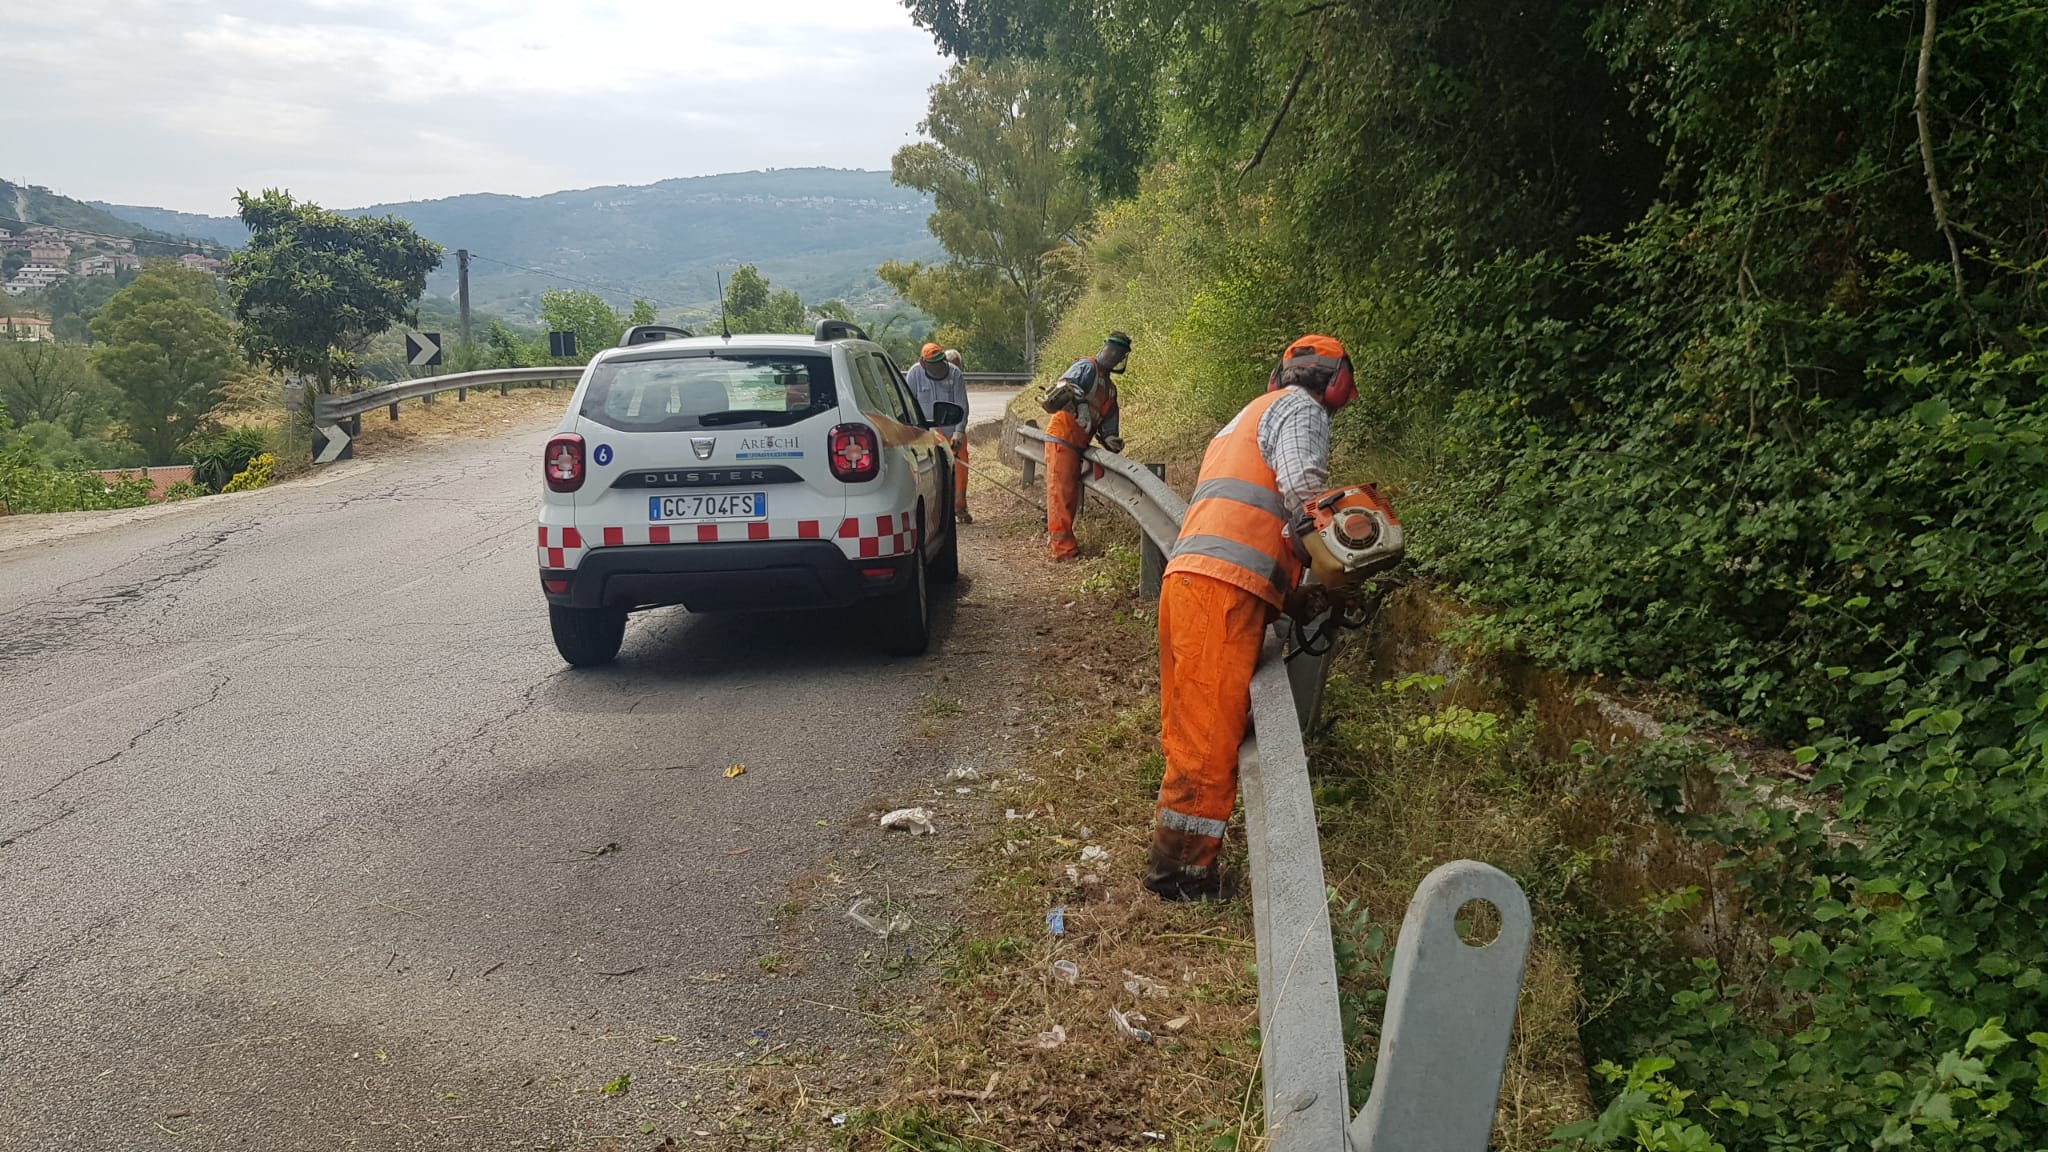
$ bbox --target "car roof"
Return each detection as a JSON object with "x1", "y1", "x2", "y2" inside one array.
[{"x1": 594, "y1": 333, "x2": 878, "y2": 363}]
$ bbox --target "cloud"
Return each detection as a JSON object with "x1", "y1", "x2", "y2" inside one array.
[{"x1": 2, "y1": 0, "x2": 947, "y2": 214}]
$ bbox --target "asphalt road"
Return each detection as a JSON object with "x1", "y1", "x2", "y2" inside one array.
[{"x1": 0, "y1": 415, "x2": 1020, "y2": 1150}]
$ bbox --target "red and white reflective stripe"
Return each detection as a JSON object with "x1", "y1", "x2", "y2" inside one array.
[
  {"x1": 837, "y1": 511, "x2": 916, "y2": 559},
  {"x1": 539, "y1": 512, "x2": 920, "y2": 569},
  {"x1": 537, "y1": 525, "x2": 586, "y2": 569}
]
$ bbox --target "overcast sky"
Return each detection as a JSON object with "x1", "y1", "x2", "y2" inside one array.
[{"x1": 3, "y1": 0, "x2": 950, "y2": 216}]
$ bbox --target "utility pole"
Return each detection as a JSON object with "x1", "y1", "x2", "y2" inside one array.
[{"x1": 456, "y1": 249, "x2": 472, "y2": 348}]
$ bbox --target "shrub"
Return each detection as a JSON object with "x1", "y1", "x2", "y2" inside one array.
[{"x1": 221, "y1": 452, "x2": 275, "y2": 493}]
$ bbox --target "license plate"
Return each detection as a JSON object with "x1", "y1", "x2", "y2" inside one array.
[{"x1": 648, "y1": 492, "x2": 766, "y2": 521}]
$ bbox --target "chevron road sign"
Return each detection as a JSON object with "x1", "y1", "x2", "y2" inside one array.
[{"x1": 406, "y1": 331, "x2": 443, "y2": 368}]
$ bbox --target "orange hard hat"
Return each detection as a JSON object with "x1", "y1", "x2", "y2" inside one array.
[{"x1": 921, "y1": 342, "x2": 945, "y2": 362}]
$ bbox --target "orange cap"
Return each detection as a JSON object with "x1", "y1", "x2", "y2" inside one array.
[{"x1": 921, "y1": 342, "x2": 945, "y2": 362}]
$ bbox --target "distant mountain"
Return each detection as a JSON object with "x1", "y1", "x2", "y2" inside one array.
[
  {"x1": 91, "y1": 202, "x2": 247, "y2": 248},
  {"x1": 2, "y1": 178, "x2": 223, "y2": 255},
  {"x1": 92, "y1": 168, "x2": 942, "y2": 320}
]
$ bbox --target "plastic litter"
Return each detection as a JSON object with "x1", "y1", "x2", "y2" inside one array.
[
  {"x1": 879, "y1": 807, "x2": 935, "y2": 835},
  {"x1": 1110, "y1": 1007, "x2": 1155, "y2": 1044},
  {"x1": 1033, "y1": 1024, "x2": 1067, "y2": 1049},
  {"x1": 1046, "y1": 907, "x2": 1066, "y2": 936},
  {"x1": 1051, "y1": 959, "x2": 1079, "y2": 985},
  {"x1": 1122, "y1": 970, "x2": 1170, "y2": 998},
  {"x1": 845, "y1": 896, "x2": 911, "y2": 938},
  {"x1": 1145, "y1": 1133, "x2": 1167, "y2": 1142},
  {"x1": 1079, "y1": 845, "x2": 1109, "y2": 865},
  {"x1": 723, "y1": 764, "x2": 747, "y2": 779},
  {"x1": 1164, "y1": 1016, "x2": 1190, "y2": 1032},
  {"x1": 955, "y1": 787, "x2": 974, "y2": 795},
  {"x1": 1002, "y1": 840, "x2": 1020, "y2": 856},
  {"x1": 1078, "y1": 826, "x2": 1094, "y2": 839},
  {"x1": 831, "y1": 1114, "x2": 848, "y2": 1127},
  {"x1": 945, "y1": 767, "x2": 981, "y2": 781}
]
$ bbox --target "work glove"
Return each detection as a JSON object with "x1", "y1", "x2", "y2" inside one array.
[{"x1": 1100, "y1": 434, "x2": 1126, "y2": 454}]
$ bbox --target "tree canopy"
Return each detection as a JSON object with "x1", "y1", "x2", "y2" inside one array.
[
  {"x1": 228, "y1": 189, "x2": 441, "y2": 391},
  {"x1": 88, "y1": 262, "x2": 239, "y2": 464},
  {"x1": 891, "y1": 61, "x2": 1091, "y2": 368}
]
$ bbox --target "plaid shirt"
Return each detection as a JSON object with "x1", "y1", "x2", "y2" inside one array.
[{"x1": 1257, "y1": 386, "x2": 1331, "y2": 509}]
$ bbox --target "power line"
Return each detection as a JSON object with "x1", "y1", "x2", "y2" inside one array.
[{"x1": 464, "y1": 252, "x2": 686, "y2": 308}]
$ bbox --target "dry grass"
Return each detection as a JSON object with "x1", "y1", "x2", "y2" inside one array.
[{"x1": 351, "y1": 384, "x2": 569, "y2": 454}]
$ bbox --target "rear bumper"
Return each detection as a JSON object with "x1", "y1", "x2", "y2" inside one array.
[{"x1": 543, "y1": 541, "x2": 913, "y2": 612}]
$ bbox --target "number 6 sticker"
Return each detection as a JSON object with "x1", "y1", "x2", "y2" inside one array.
[{"x1": 592, "y1": 443, "x2": 614, "y2": 466}]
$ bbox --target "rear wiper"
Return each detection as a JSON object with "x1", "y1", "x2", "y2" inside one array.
[{"x1": 697, "y1": 410, "x2": 783, "y2": 426}]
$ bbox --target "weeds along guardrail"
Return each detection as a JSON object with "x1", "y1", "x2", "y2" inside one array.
[
  {"x1": 309, "y1": 367, "x2": 586, "y2": 463},
  {"x1": 1008, "y1": 418, "x2": 1533, "y2": 1151}
]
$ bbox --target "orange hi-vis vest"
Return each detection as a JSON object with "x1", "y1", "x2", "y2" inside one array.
[{"x1": 1164, "y1": 390, "x2": 1302, "y2": 610}]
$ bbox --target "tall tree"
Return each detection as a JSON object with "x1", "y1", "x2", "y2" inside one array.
[
  {"x1": 892, "y1": 61, "x2": 1092, "y2": 368},
  {"x1": 228, "y1": 189, "x2": 441, "y2": 393},
  {"x1": 0, "y1": 341, "x2": 107, "y2": 435},
  {"x1": 88, "y1": 263, "x2": 239, "y2": 464},
  {"x1": 538, "y1": 289, "x2": 626, "y2": 357},
  {"x1": 627, "y1": 299, "x2": 658, "y2": 327}
]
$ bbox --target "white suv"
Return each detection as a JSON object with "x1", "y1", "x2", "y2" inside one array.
[{"x1": 536, "y1": 321, "x2": 960, "y2": 665}]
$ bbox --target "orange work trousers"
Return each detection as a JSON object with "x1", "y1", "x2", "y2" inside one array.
[
  {"x1": 1146, "y1": 570, "x2": 1270, "y2": 898},
  {"x1": 1044, "y1": 409, "x2": 1095, "y2": 560},
  {"x1": 952, "y1": 433, "x2": 970, "y2": 515}
]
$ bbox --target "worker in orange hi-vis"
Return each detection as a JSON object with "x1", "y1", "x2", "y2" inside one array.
[
  {"x1": 1145, "y1": 335, "x2": 1358, "y2": 901},
  {"x1": 943, "y1": 349, "x2": 972, "y2": 523},
  {"x1": 1037, "y1": 332, "x2": 1131, "y2": 561}
]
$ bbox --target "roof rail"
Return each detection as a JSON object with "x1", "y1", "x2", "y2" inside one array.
[
  {"x1": 813, "y1": 319, "x2": 868, "y2": 343},
  {"x1": 620, "y1": 324, "x2": 695, "y2": 347}
]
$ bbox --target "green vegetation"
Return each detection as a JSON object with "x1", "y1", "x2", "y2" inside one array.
[
  {"x1": 890, "y1": 62, "x2": 1092, "y2": 368},
  {"x1": 913, "y1": 0, "x2": 2048, "y2": 1146},
  {"x1": 229, "y1": 189, "x2": 442, "y2": 393},
  {"x1": 89, "y1": 263, "x2": 239, "y2": 464}
]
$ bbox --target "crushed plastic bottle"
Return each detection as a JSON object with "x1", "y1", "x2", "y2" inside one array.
[
  {"x1": 1033, "y1": 1024, "x2": 1067, "y2": 1049},
  {"x1": 846, "y1": 896, "x2": 911, "y2": 937},
  {"x1": 1051, "y1": 959, "x2": 1079, "y2": 985},
  {"x1": 1109, "y1": 1007, "x2": 1155, "y2": 1044},
  {"x1": 1122, "y1": 970, "x2": 1170, "y2": 998}
]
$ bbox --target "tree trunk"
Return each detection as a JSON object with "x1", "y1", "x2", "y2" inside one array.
[
  {"x1": 1914, "y1": 0, "x2": 1967, "y2": 297},
  {"x1": 1022, "y1": 286, "x2": 1039, "y2": 371}
]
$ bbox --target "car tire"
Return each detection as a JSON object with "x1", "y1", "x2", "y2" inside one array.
[
  {"x1": 881, "y1": 527, "x2": 931, "y2": 657},
  {"x1": 929, "y1": 485, "x2": 961, "y2": 585},
  {"x1": 550, "y1": 603, "x2": 627, "y2": 666}
]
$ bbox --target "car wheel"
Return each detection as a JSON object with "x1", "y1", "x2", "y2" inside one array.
[
  {"x1": 881, "y1": 526, "x2": 931, "y2": 657},
  {"x1": 550, "y1": 603, "x2": 627, "y2": 666},
  {"x1": 929, "y1": 485, "x2": 961, "y2": 585}
]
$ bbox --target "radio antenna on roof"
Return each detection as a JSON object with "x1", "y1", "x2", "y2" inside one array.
[{"x1": 715, "y1": 270, "x2": 732, "y2": 340}]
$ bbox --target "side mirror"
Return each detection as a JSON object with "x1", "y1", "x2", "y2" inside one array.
[{"x1": 929, "y1": 401, "x2": 965, "y2": 428}]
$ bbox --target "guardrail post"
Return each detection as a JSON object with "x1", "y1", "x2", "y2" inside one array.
[
  {"x1": 423, "y1": 390, "x2": 434, "y2": 406},
  {"x1": 1286, "y1": 617, "x2": 1336, "y2": 732},
  {"x1": 1351, "y1": 861, "x2": 1532, "y2": 1152},
  {"x1": 388, "y1": 402, "x2": 399, "y2": 421},
  {"x1": 457, "y1": 386, "x2": 467, "y2": 402},
  {"x1": 499, "y1": 380, "x2": 509, "y2": 397},
  {"x1": 1140, "y1": 462, "x2": 1167, "y2": 599}
]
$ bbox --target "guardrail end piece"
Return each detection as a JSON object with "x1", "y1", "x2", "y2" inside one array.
[{"x1": 1351, "y1": 860, "x2": 1532, "y2": 1152}]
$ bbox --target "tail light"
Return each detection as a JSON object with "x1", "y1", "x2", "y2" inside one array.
[
  {"x1": 829, "y1": 423, "x2": 880, "y2": 483},
  {"x1": 544, "y1": 434, "x2": 585, "y2": 493}
]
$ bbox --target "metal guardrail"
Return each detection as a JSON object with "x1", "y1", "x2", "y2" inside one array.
[
  {"x1": 1009, "y1": 418, "x2": 1531, "y2": 1150},
  {"x1": 309, "y1": 366, "x2": 585, "y2": 463},
  {"x1": 960, "y1": 371, "x2": 1033, "y2": 386}
]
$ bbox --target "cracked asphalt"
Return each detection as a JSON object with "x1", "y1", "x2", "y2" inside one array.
[{"x1": 0, "y1": 415, "x2": 1026, "y2": 1150}]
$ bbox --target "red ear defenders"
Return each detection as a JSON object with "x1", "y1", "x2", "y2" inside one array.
[{"x1": 1266, "y1": 338, "x2": 1356, "y2": 409}]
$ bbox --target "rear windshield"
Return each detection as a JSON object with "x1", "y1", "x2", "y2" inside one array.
[{"x1": 579, "y1": 353, "x2": 836, "y2": 432}]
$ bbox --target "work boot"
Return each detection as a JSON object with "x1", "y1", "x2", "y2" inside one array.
[{"x1": 957, "y1": 509, "x2": 974, "y2": 524}]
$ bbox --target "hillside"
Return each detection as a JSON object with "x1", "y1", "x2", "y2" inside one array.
[
  {"x1": 1, "y1": 179, "x2": 221, "y2": 256},
  {"x1": 92, "y1": 168, "x2": 941, "y2": 319}
]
